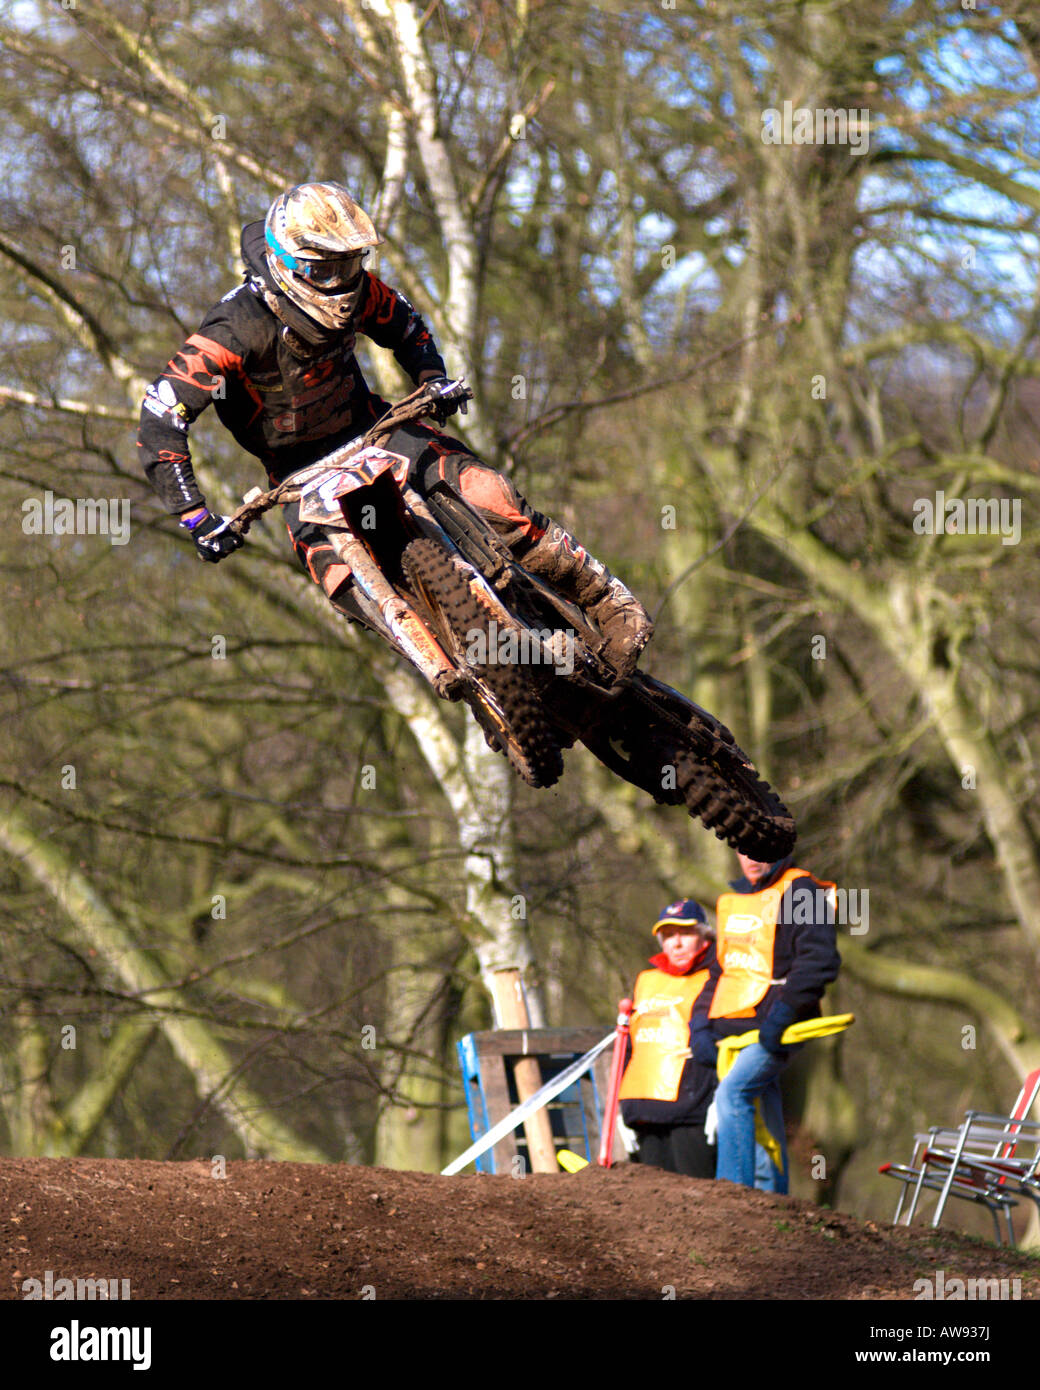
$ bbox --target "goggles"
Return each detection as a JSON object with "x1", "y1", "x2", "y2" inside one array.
[{"x1": 266, "y1": 226, "x2": 366, "y2": 290}]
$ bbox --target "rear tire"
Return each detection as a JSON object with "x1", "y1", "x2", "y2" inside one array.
[
  {"x1": 675, "y1": 750, "x2": 796, "y2": 860},
  {"x1": 580, "y1": 680, "x2": 796, "y2": 858}
]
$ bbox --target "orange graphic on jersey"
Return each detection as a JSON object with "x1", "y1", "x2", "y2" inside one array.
[
  {"x1": 360, "y1": 277, "x2": 396, "y2": 328},
  {"x1": 300, "y1": 359, "x2": 336, "y2": 388},
  {"x1": 163, "y1": 334, "x2": 244, "y2": 392}
]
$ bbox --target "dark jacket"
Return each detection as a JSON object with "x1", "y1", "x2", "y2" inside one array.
[
  {"x1": 138, "y1": 221, "x2": 445, "y2": 514},
  {"x1": 620, "y1": 942, "x2": 719, "y2": 1129},
  {"x1": 690, "y1": 856, "x2": 841, "y2": 1047}
]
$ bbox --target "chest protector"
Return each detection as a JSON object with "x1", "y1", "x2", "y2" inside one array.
[
  {"x1": 710, "y1": 867, "x2": 835, "y2": 1019},
  {"x1": 618, "y1": 967, "x2": 710, "y2": 1103}
]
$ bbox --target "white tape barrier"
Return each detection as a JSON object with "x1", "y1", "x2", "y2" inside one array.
[{"x1": 441, "y1": 1031, "x2": 615, "y2": 1176}]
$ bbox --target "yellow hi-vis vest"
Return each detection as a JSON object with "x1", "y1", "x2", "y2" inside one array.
[
  {"x1": 618, "y1": 966, "x2": 710, "y2": 1103},
  {"x1": 709, "y1": 867, "x2": 835, "y2": 1020}
]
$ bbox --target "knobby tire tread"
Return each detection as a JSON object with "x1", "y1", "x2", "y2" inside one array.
[
  {"x1": 402, "y1": 538, "x2": 564, "y2": 788},
  {"x1": 590, "y1": 683, "x2": 796, "y2": 858}
]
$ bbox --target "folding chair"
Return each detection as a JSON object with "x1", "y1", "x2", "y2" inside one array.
[
  {"x1": 880, "y1": 1132, "x2": 1021, "y2": 1244},
  {"x1": 924, "y1": 1108, "x2": 1040, "y2": 1241},
  {"x1": 879, "y1": 1068, "x2": 1040, "y2": 1246}
]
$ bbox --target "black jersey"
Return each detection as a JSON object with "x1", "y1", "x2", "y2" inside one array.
[{"x1": 138, "y1": 222, "x2": 446, "y2": 513}]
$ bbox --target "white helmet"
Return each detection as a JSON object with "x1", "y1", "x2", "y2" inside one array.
[{"x1": 264, "y1": 182, "x2": 382, "y2": 330}]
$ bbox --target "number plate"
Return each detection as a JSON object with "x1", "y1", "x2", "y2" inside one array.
[{"x1": 296, "y1": 447, "x2": 408, "y2": 524}]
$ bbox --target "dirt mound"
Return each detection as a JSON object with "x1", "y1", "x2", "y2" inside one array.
[{"x1": 2, "y1": 1157, "x2": 1037, "y2": 1301}]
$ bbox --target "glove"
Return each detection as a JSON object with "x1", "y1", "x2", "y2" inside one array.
[
  {"x1": 180, "y1": 508, "x2": 245, "y2": 564},
  {"x1": 691, "y1": 1029, "x2": 719, "y2": 1068},
  {"x1": 758, "y1": 1001, "x2": 797, "y2": 1056},
  {"x1": 423, "y1": 376, "x2": 470, "y2": 424}
]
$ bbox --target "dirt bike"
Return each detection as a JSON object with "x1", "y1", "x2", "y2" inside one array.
[{"x1": 228, "y1": 380, "x2": 796, "y2": 860}]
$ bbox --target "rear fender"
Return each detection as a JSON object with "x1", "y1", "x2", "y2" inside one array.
[{"x1": 633, "y1": 673, "x2": 735, "y2": 745}]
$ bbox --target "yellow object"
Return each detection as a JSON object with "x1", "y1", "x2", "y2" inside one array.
[
  {"x1": 557, "y1": 1148, "x2": 589, "y2": 1172},
  {"x1": 618, "y1": 967, "x2": 710, "y2": 1103},
  {"x1": 711, "y1": 870, "x2": 836, "y2": 1019},
  {"x1": 715, "y1": 1014, "x2": 856, "y2": 1170}
]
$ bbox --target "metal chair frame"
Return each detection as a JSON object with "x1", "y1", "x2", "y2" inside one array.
[
  {"x1": 880, "y1": 1069, "x2": 1040, "y2": 1247},
  {"x1": 917, "y1": 1112, "x2": 1040, "y2": 1243}
]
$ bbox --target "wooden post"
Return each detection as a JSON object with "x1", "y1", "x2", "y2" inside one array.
[{"x1": 489, "y1": 969, "x2": 559, "y2": 1173}]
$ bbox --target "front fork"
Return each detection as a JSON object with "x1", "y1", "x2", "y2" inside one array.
[
  {"x1": 324, "y1": 526, "x2": 460, "y2": 695},
  {"x1": 324, "y1": 481, "x2": 594, "y2": 700}
]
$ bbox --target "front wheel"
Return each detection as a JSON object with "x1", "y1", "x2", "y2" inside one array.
[{"x1": 401, "y1": 537, "x2": 564, "y2": 789}]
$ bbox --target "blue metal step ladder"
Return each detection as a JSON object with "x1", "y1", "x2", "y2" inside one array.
[{"x1": 456, "y1": 1026, "x2": 620, "y2": 1173}]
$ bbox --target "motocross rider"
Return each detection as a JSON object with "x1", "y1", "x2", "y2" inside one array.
[{"x1": 138, "y1": 181, "x2": 652, "y2": 675}]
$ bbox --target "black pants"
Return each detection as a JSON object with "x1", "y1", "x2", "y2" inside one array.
[
  {"x1": 635, "y1": 1124, "x2": 715, "y2": 1179},
  {"x1": 279, "y1": 421, "x2": 548, "y2": 607}
]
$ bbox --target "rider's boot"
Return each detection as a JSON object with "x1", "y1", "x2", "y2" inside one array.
[
  {"x1": 445, "y1": 460, "x2": 653, "y2": 677},
  {"x1": 520, "y1": 521, "x2": 653, "y2": 677}
]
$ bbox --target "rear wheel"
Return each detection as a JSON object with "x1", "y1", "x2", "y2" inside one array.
[
  {"x1": 675, "y1": 750, "x2": 795, "y2": 860},
  {"x1": 401, "y1": 538, "x2": 564, "y2": 788},
  {"x1": 580, "y1": 679, "x2": 796, "y2": 859}
]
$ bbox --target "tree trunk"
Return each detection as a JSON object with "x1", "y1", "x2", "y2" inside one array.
[{"x1": 0, "y1": 809, "x2": 328, "y2": 1161}]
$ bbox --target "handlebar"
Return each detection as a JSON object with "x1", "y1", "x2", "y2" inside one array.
[{"x1": 226, "y1": 379, "x2": 474, "y2": 536}]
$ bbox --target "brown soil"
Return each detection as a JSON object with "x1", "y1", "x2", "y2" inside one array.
[{"x1": 1, "y1": 1157, "x2": 1037, "y2": 1301}]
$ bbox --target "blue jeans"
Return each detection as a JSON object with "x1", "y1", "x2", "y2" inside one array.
[{"x1": 714, "y1": 1042, "x2": 790, "y2": 1193}]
